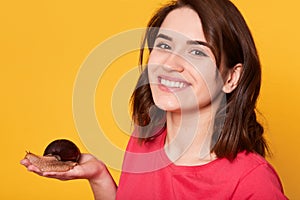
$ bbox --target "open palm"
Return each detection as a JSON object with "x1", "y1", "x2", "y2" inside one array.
[{"x1": 21, "y1": 153, "x2": 105, "y2": 181}]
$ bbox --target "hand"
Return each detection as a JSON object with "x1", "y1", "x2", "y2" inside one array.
[{"x1": 20, "y1": 153, "x2": 105, "y2": 181}]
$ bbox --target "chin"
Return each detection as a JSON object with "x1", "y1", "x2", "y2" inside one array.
[{"x1": 154, "y1": 99, "x2": 180, "y2": 112}]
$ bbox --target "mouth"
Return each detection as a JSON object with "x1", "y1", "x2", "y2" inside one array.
[{"x1": 158, "y1": 76, "x2": 190, "y2": 90}]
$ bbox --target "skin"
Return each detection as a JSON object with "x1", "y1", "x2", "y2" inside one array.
[
  {"x1": 21, "y1": 154, "x2": 117, "y2": 200},
  {"x1": 20, "y1": 6, "x2": 242, "y2": 199},
  {"x1": 148, "y1": 7, "x2": 241, "y2": 165}
]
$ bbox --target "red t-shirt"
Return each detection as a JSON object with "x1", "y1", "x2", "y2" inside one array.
[{"x1": 116, "y1": 129, "x2": 288, "y2": 199}]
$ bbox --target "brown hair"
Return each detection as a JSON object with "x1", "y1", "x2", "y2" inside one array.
[{"x1": 131, "y1": 0, "x2": 268, "y2": 159}]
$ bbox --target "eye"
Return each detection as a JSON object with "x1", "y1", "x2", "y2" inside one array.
[
  {"x1": 155, "y1": 42, "x2": 171, "y2": 50},
  {"x1": 190, "y1": 49, "x2": 208, "y2": 57}
]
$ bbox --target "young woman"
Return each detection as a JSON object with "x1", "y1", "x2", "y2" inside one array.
[{"x1": 21, "y1": 0, "x2": 288, "y2": 199}]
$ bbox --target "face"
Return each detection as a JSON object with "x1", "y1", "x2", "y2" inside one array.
[{"x1": 147, "y1": 7, "x2": 224, "y2": 113}]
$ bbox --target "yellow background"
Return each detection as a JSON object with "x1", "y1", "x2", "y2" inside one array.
[{"x1": 0, "y1": 0, "x2": 299, "y2": 199}]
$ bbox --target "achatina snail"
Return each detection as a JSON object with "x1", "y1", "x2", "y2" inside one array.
[{"x1": 25, "y1": 139, "x2": 81, "y2": 172}]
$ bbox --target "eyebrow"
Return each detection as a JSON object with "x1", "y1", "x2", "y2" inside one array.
[
  {"x1": 156, "y1": 33, "x2": 213, "y2": 50},
  {"x1": 156, "y1": 33, "x2": 173, "y2": 41},
  {"x1": 186, "y1": 40, "x2": 213, "y2": 50}
]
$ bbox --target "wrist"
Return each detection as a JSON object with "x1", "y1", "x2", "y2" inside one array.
[
  {"x1": 88, "y1": 161, "x2": 117, "y2": 200},
  {"x1": 87, "y1": 159, "x2": 109, "y2": 183}
]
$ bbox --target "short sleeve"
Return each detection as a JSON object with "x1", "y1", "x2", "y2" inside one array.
[{"x1": 231, "y1": 163, "x2": 288, "y2": 200}]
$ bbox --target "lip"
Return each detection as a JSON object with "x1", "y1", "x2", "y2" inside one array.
[{"x1": 157, "y1": 75, "x2": 191, "y2": 92}]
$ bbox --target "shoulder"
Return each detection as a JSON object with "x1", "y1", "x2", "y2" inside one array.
[
  {"x1": 232, "y1": 151, "x2": 272, "y2": 173},
  {"x1": 231, "y1": 151, "x2": 288, "y2": 199}
]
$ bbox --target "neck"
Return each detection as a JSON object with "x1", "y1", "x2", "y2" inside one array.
[{"x1": 164, "y1": 105, "x2": 218, "y2": 166}]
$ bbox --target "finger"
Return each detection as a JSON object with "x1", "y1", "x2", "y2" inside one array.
[
  {"x1": 26, "y1": 167, "x2": 45, "y2": 177},
  {"x1": 20, "y1": 159, "x2": 31, "y2": 167},
  {"x1": 42, "y1": 171, "x2": 66, "y2": 176},
  {"x1": 42, "y1": 171, "x2": 74, "y2": 180}
]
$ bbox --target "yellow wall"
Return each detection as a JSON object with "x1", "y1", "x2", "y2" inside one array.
[{"x1": 0, "y1": 0, "x2": 299, "y2": 199}]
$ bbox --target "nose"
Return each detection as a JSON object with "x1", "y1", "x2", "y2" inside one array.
[{"x1": 162, "y1": 52, "x2": 185, "y2": 72}]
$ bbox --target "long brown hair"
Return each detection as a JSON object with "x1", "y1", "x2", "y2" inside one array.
[{"x1": 131, "y1": 0, "x2": 268, "y2": 159}]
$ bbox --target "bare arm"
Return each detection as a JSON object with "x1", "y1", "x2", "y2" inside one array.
[{"x1": 88, "y1": 160, "x2": 117, "y2": 200}]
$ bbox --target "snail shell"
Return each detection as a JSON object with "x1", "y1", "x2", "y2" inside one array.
[
  {"x1": 43, "y1": 139, "x2": 81, "y2": 162},
  {"x1": 25, "y1": 139, "x2": 81, "y2": 172}
]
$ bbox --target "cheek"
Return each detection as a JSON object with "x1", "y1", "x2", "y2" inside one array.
[
  {"x1": 147, "y1": 67, "x2": 154, "y2": 83},
  {"x1": 148, "y1": 50, "x2": 169, "y2": 67},
  {"x1": 189, "y1": 65, "x2": 224, "y2": 109},
  {"x1": 193, "y1": 60, "x2": 224, "y2": 93},
  {"x1": 193, "y1": 84, "x2": 212, "y2": 108}
]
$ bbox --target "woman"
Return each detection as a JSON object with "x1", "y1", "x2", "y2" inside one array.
[{"x1": 21, "y1": 0, "x2": 288, "y2": 199}]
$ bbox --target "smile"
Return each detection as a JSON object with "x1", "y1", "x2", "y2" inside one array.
[{"x1": 158, "y1": 76, "x2": 189, "y2": 89}]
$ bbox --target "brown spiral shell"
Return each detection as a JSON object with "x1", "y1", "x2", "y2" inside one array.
[{"x1": 43, "y1": 139, "x2": 81, "y2": 162}]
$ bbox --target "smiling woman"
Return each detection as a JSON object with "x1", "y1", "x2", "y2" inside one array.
[
  {"x1": 125, "y1": 0, "x2": 288, "y2": 199},
  {"x1": 20, "y1": 0, "x2": 288, "y2": 199}
]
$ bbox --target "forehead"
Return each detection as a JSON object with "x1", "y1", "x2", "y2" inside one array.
[{"x1": 159, "y1": 7, "x2": 206, "y2": 42}]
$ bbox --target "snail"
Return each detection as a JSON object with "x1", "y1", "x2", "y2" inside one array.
[{"x1": 25, "y1": 139, "x2": 81, "y2": 172}]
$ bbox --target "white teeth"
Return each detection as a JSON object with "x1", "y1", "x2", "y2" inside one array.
[{"x1": 160, "y1": 78, "x2": 185, "y2": 88}]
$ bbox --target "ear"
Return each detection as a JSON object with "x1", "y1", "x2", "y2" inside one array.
[{"x1": 222, "y1": 63, "x2": 243, "y2": 93}]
